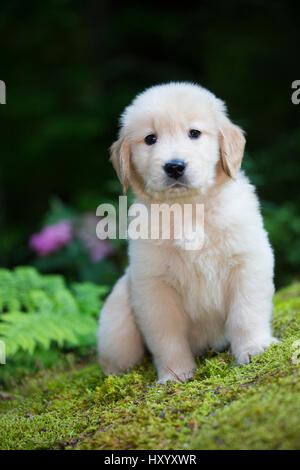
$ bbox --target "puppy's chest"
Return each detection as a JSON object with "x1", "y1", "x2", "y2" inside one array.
[
  {"x1": 166, "y1": 243, "x2": 232, "y2": 288},
  {"x1": 163, "y1": 226, "x2": 238, "y2": 317}
]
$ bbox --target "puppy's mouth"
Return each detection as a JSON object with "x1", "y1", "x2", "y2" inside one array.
[
  {"x1": 145, "y1": 176, "x2": 201, "y2": 200},
  {"x1": 166, "y1": 182, "x2": 189, "y2": 193},
  {"x1": 164, "y1": 177, "x2": 192, "y2": 193}
]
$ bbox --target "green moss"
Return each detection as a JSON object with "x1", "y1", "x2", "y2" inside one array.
[{"x1": 1, "y1": 283, "x2": 300, "y2": 450}]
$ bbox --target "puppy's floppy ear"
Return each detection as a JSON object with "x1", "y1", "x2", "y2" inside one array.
[
  {"x1": 110, "y1": 138, "x2": 131, "y2": 194},
  {"x1": 219, "y1": 115, "x2": 246, "y2": 179}
]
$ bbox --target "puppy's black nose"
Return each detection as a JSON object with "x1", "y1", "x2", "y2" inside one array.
[{"x1": 164, "y1": 160, "x2": 186, "y2": 180}]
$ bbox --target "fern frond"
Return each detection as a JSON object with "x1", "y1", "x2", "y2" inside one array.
[
  {"x1": 71, "y1": 282, "x2": 108, "y2": 317},
  {"x1": 0, "y1": 267, "x2": 107, "y2": 358}
]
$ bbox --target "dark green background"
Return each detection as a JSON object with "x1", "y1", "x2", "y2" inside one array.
[{"x1": 1, "y1": 0, "x2": 299, "y2": 287}]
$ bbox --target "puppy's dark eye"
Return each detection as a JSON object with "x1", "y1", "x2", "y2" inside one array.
[
  {"x1": 189, "y1": 129, "x2": 201, "y2": 139},
  {"x1": 144, "y1": 134, "x2": 157, "y2": 145}
]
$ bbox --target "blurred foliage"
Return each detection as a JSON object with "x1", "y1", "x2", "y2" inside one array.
[
  {"x1": 0, "y1": 0, "x2": 299, "y2": 287},
  {"x1": 29, "y1": 198, "x2": 125, "y2": 285}
]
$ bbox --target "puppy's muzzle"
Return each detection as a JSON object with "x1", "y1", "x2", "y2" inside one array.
[{"x1": 163, "y1": 160, "x2": 186, "y2": 180}]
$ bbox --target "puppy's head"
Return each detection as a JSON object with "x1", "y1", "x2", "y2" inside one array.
[{"x1": 110, "y1": 82, "x2": 245, "y2": 201}]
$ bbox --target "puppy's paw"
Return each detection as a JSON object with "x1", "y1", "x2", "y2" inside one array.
[
  {"x1": 100, "y1": 362, "x2": 122, "y2": 376},
  {"x1": 233, "y1": 337, "x2": 280, "y2": 365},
  {"x1": 157, "y1": 366, "x2": 196, "y2": 384}
]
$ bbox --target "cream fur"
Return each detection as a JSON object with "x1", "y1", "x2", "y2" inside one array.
[{"x1": 98, "y1": 82, "x2": 278, "y2": 383}]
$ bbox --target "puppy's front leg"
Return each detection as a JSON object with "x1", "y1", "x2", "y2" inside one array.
[
  {"x1": 226, "y1": 259, "x2": 278, "y2": 365},
  {"x1": 131, "y1": 279, "x2": 197, "y2": 383}
]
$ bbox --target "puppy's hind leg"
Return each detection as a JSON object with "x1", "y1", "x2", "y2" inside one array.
[{"x1": 97, "y1": 272, "x2": 144, "y2": 375}]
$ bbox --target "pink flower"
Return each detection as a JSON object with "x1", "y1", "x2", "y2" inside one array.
[
  {"x1": 29, "y1": 220, "x2": 73, "y2": 257},
  {"x1": 76, "y1": 213, "x2": 114, "y2": 263},
  {"x1": 88, "y1": 239, "x2": 113, "y2": 262}
]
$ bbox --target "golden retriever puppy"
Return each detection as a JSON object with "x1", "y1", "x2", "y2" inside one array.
[{"x1": 98, "y1": 82, "x2": 278, "y2": 383}]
